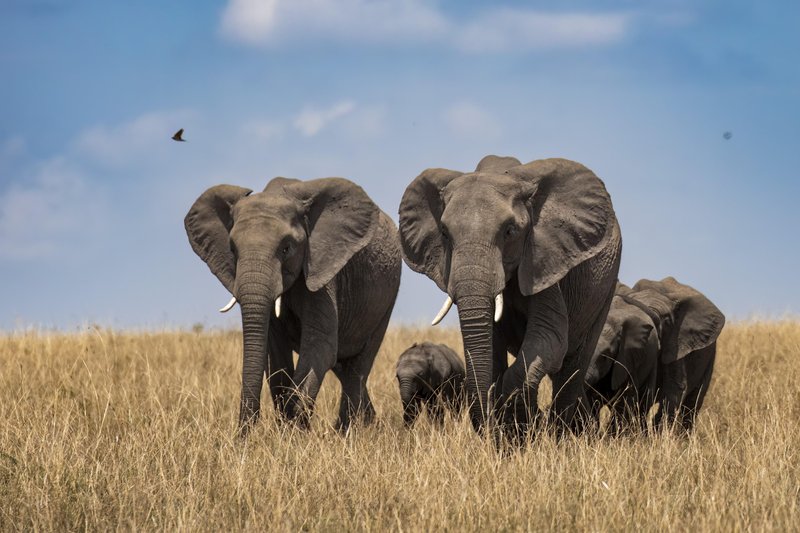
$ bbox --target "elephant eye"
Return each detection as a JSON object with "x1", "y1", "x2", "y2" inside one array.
[
  {"x1": 505, "y1": 224, "x2": 518, "y2": 238},
  {"x1": 281, "y1": 244, "x2": 291, "y2": 256}
]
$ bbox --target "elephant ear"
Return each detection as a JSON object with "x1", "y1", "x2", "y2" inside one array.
[
  {"x1": 615, "y1": 282, "x2": 634, "y2": 297},
  {"x1": 611, "y1": 310, "x2": 659, "y2": 390},
  {"x1": 508, "y1": 158, "x2": 615, "y2": 296},
  {"x1": 184, "y1": 184, "x2": 252, "y2": 293},
  {"x1": 398, "y1": 168, "x2": 464, "y2": 292},
  {"x1": 634, "y1": 277, "x2": 725, "y2": 364},
  {"x1": 475, "y1": 155, "x2": 522, "y2": 172},
  {"x1": 281, "y1": 177, "x2": 379, "y2": 292}
]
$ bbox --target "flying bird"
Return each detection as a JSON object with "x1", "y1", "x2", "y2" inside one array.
[
  {"x1": 172, "y1": 128, "x2": 186, "y2": 142},
  {"x1": 723, "y1": 131, "x2": 732, "y2": 140}
]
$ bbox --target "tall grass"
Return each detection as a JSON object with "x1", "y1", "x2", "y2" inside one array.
[{"x1": 0, "y1": 322, "x2": 798, "y2": 531}]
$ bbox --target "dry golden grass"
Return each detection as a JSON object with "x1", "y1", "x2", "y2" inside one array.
[{"x1": 1, "y1": 322, "x2": 798, "y2": 531}]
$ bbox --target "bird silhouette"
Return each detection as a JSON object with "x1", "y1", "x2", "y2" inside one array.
[
  {"x1": 723, "y1": 131, "x2": 732, "y2": 140},
  {"x1": 172, "y1": 128, "x2": 186, "y2": 142}
]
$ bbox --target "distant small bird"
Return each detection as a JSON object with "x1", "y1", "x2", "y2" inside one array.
[
  {"x1": 172, "y1": 128, "x2": 186, "y2": 142},
  {"x1": 723, "y1": 131, "x2": 732, "y2": 140}
]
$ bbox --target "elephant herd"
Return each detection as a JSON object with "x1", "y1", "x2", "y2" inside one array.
[{"x1": 185, "y1": 155, "x2": 725, "y2": 440}]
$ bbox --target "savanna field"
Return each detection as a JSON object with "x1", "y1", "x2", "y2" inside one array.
[{"x1": 0, "y1": 322, "x2": 798, "y2": 531}]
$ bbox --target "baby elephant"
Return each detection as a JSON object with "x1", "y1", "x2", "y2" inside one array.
[
  {"x1": 586, "y1": 278, "x2": 725, "y2": 432},
  {"x1": 396, "y1": 342, "x2": 465, "y2": 426}
]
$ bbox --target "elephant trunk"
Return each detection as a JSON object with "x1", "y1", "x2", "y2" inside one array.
[
  {"x1": 456, "y1": 293, "x2": 494, "y2": 433},
  {"x1": 235, "y1": 258, "x2": 281, "y2": 433},
  {"x1": 449, "y1": 244, "x2": 503, "y2": 434},
  {"x1": 397, "y1": 376, "x2": 417, "y2": 405},
  {"x1": 397, "y1": 376, "x2": 419, "y2": 425}
]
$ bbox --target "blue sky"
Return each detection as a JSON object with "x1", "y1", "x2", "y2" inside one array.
[{"x1": 0, "y1": 0, "x2": 798, "y2": 330}]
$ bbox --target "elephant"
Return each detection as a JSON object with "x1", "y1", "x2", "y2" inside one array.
[
  {"x1": 585, "y1": 282, "x2": 660, "y2": 432},
  {"x1": 185, "y1": 176, "x2": 401, "y2": 434},
  {"x1": 590, "y1": 277, "x2": 725, "y2": 432},
  {"x1": 395, "y1": 342, "x2": 465, "y2": 426},
  {"x1": 399, "y1": 155, "x2": 622, "y2": 436}
]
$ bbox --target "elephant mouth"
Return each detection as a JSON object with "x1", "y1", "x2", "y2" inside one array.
[
  {"x1": 218, "y1": 294, "x2": 284, "y2": 317},
  {"x1": 430, "y1": 292, "x2": 504, "y2": 326}
]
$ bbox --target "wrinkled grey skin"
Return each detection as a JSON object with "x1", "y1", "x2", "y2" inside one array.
[
  {"x1": 399, "y1": 156, "x2": 622, "y2": 436},
  {"x1": 395, "y1": 342, "x2": 465, "y2": 426},
  {"x1": 586, "y1": 277, "x2": 725, "y2": 432},
  {"x1": 185, "y1": 177, "x2": 401, "y2": 434},
  {"x1": 586, "y1": 283, "x2": 660, "y2": 431}
]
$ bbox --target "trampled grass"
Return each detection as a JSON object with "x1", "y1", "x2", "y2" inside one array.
[{"x1": 0, "y1": 322, "x2": 798, "y2": 531}]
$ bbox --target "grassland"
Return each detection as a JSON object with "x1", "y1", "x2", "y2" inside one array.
[{"x1": 0, "y1": 322, "x2": 798, "y2": 531}]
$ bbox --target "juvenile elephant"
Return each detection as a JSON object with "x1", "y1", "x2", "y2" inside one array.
[
  {"x1": 585, "y1": 283, "x2": 660, "y2": 431},
  {"x1": 399, "y1": 156, "x2": 622, "y2": 435},
  {"x1": 395, "y1": 342, "x2": 465, "y2": 426},
  {"x1": 621, "y1": 277, "x2": 724, "y2": 431},
  {"x1": 185, "y1": 177, "x2": 401, "y2": 433}
]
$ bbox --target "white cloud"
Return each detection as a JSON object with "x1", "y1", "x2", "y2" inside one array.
[
  {"x1": 220, "y1": 0, "x2": 447, "y2": 46},
  {"x1": 293, "y1": 101, "x2": 356, "y2": 137},
  {"x1": 219, "y1": 0, "x2": 632, "y2": 51},
  {"x1": 0, "y1": 158, "x2": 105, "y2": 260},
  {"x1": 444, "y1": 102, "x2": 502, "y2": 140},
  {"x1": 74, "y1": 110, "x2": 195, "y2": 166},
  {"x1": 454, "y1": 10, "x2": 632, "y2": 52},
  {"x1": 220, "y1": 0, "x2": 280, "y2": 45}
]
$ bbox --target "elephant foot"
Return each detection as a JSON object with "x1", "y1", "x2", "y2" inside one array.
[{"x1": 237, "y1": 403, "x2": 261, "y2": 438}]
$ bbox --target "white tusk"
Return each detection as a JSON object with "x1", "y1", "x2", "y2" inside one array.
[
  {"x1": 494, "y1": 293, "x2": 504, "y2": 322},
  {"x1": 274, "y1": 296, "x2": 282, "y2": 318},
  {"x1": 219, "y1": 296, "x2": 237, "y2": 313},
  {"x1": 431, "y1": 296, "x2": 453, "y2": 326}
]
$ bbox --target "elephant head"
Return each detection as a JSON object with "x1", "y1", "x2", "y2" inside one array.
[
  {"x1": 626, "y1": 277, "x2": 725, "y2": 365},
  {"x1": 587, "y1": 290, "x2": 660, "y2": 394},
  {"x1": 399, "y1": 156, "x2": 615, "y2": 431},
  {"x1": 185, "y1": 177, "x2": 378, "y2": 428}
]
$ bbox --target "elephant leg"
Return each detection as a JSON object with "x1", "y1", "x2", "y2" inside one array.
[
  {"x1": 549, "y1": 352, "x2": 587, "y2": 433},
  {"x1": 499, "y1": 285, "x2": 569, "y2": 442},
  {"x1": 653, "y1": 361, "x2": 687, "y2": 431},
  {"x1": 585, "y1": 388, "x2": 605, "y2": 428},
  {"x1": 680, "y1": 348, "x2": 716, "y2": 432},
  {"x1": 266, "y1": 320, "x2": 295, "y2": 418},
  {"x1": 288, "y1": 287, "x2": 338, "y2": 428},
  {"x1": 550, "y1": 349, "x2": 598, "y2": 434},
  {"x1": 402, "y1": 395, "x2": 424, "y2": 427},
  {"x1": 426, "y1": 396, "x2": 446, "y2": 426},
  {"x1": 551, "y1": 288, "x2": 615, "y2": 435},
  {"x1": 333, "y1": 306, "x2": 391, "y2": 431},
  {"x1": 333, "y1": 352, "x2": 379, "y2": 431}
]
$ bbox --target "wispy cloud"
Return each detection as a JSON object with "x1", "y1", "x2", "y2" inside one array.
[
  {"x1": 220, "y1": 0, "x2": 446, "y2": 47},
  {"x1": 454, "y1": 10, "x2": 631, "y2": 52},
  {"x1": 293, "y1": 101, "x2": 356, "y2": 137},
  {"x1": 443, "y1": 102, "x2": 502, "y2": 140},
  {"x1": 74, "y1": 110, "x2": 195, "y2": 166},
  {"x1": 219, "y1": 0, "x2": 633, "y2": 51},
  {"x1": 0, "y1": 158, "x2": 105, "y2": 260}
]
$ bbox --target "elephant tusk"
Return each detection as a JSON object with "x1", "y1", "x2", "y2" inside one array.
[
  {"x1": 494, "y1": 293, "x2": 504, "y2": 322},
  {"x1": 431, "y1": 296, "x2": 453, "y2": 326},
  {"x1": 274, "y1": 296, "x2": 282, "y2": 318},
  {"x1": 219, "y1": 296, "x2": 237, "y2": 313}
]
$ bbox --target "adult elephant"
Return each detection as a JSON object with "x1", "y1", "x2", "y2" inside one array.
[
  {"x1": 185, "y1": 177, "x2": 401, "y2": 434},
  {"x1": 399, "y1": 156, "x2": 621, "y2": 435}
]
